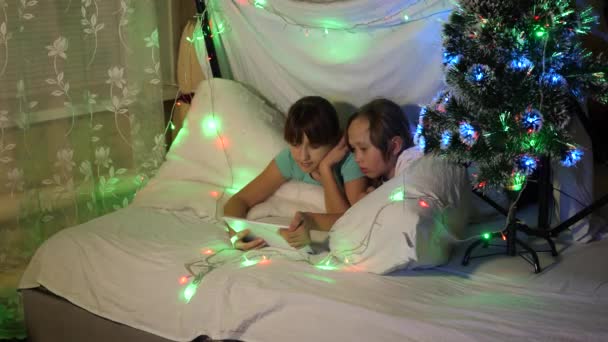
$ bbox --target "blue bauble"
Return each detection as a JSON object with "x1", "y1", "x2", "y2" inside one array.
[
  {"x1": 561, "y1": 148, "x2": 584, "y2": 167},
  {"x1": 522, "y1": 108, "x2": 543, "y2": 133}
]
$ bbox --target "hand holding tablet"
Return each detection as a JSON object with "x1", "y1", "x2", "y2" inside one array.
[{"x1": 224, "y1": 216, "x2": 311, "y2": 252}]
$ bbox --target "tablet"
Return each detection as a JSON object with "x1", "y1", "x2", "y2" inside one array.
[{"x1": 223, "y1": 216, "x2": 295, "y2": 250}]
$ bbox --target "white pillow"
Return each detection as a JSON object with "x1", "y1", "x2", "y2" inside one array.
[
  {"x1": 135, "y1": 79, "x2": 286, "y2": 216},
  {"x1": 329, "y1": 155, "x2": 471, "y2": 274},
  {"x1": 162, "y1": 78, "x2": 285, "y2": 186},
  {"x1": 246, "y1": 181, "x2": 326, "y2": 221}
]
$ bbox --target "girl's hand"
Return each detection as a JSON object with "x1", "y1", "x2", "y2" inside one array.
[
  {"x1": 230, "y1": 229, "x2": 266, "y2": 251},
  {"x1": 319, "y1": 137, "x2": 349, "y2": 171},
  {"x1": 279, "y1": 211, "x2": 312, "y2": 248}
]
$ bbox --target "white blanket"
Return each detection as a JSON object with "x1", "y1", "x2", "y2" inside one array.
[{"x1": 20, "y1": 200, "x2": 608, "y2": 342}]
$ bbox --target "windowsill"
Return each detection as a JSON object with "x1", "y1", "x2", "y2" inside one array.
[{"x1": 4, "y1": 84, "x2": 179, "y2": 129}]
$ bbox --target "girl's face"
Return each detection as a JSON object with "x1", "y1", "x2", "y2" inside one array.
[
  {"x1": 347, "y1": 117, "x2": 394, "y2": 180},
  {"x1": 289, "y1": 134, "x2": 331, "y2": 174}
]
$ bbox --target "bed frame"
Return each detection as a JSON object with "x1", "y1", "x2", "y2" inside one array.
[{"x1": 22, "y1": 288, "x2": 215, "y2": 342}]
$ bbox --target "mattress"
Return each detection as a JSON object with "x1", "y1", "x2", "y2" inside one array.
[{"x1": 19, "y1": 206, "x2": 608, "y2": 341}]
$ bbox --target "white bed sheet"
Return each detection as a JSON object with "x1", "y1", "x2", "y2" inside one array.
[{"x1": 19, "y1": 205, "x2": 608, "y2": 341}]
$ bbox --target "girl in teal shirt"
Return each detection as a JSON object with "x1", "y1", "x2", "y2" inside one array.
[{"x1": 224, "y1": 96, "x2": 367, "y2": 250}]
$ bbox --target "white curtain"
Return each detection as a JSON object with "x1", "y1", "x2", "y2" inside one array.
[
  {"x1": 208, "y1": 0, "x2": 454, "y2": 125},
  {"x1": 0, "y1": 0, "x2": 169, "y2": 338}
]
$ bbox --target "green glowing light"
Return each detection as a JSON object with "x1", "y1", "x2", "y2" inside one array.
[
  {"x1": 240, "y1": 255, "x2": 261, "y2": 267},
  {"x1": 403, "y1": 14, "x2": 410, "y2": 21},
  {"x1": 535, "y1": 27, "x2": 547, "y2": 38},
  {"x1": 217, "y1": 23, "x2": 225, "y2": 34},
  {"x1": 183, "y1": 283, "x2": 197, "y2": 302},
  {"x1": 225, "y1": 187, "x2": 239, "y2": 195},
  {"x1": 170, "y1": 122, "x2": 176, "y2": 130},
  {"x1": 389, "y1": 187, "x2": 405, "y2": 202},
  {"x1": 202, "y1": 115, "x2": 221, "y2": 137},
  {"x1": 510, "y1": 172, "x2": 526, "y2": 192},
  {"x1": 297, "y1": 272, "x2": 336, "y2": 284},
  {"x1": 315, "y1": 264, "x2": 339, "y2": 271},
  {"x1": 254, "y1": 0, "x2": 266, "y2": 8},
  {"x1": 230, "y1": 221, "x2": 247, "y2": 234},
  {"x1": 499, "y1": 112, "x2": 510, "y2": 132},
  {"x1": 315, "y1": 258, "x2": 338, "y2": 271},
  {"x1": 230, "y1": 235, "x2": 239, "y2": 246},
  {"x1": 324, "y1": 28, "x2": 329, "y2": 35},
  {"x1": 241, "y1": 258, "x2": 259, "y2": 267},
  {"x1": 482, "y1": 232, "x2": 491, "y2": 240}
]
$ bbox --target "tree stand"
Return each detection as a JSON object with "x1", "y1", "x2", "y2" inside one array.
[{"x1": 461, "y1": 189, "x2": 558, "y2": 274}]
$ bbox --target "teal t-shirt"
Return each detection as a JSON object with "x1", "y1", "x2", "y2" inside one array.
[{"x1": 274, "y1": 148, "x2": 364, "y2": 187}]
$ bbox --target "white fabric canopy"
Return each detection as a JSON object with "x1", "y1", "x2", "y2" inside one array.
[{"x1": 208, "y1": 0, "x2": 454, "y2": 122}]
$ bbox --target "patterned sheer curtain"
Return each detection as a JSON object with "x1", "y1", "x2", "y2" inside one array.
[{"x1": 0, "y1": 0, "x2": 169, "y2": 338}]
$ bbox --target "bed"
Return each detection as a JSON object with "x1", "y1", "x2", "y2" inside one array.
[
  {"x1": 18, "y1": 77, "x2": 608, "y2": 342},
  {"x1": 19, "y1": 0, "x2": 608, "y2": 339},
  {"x1": 19, "y1": 204, "x2": 608, "y2": 342}
]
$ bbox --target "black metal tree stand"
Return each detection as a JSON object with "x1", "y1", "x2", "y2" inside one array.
[
  {"x1": 462, "y1": 151, "x2": 608, "y2": 274},
  {"x1": 462, "y1": 184, "x2": 557, "y2": 274}
]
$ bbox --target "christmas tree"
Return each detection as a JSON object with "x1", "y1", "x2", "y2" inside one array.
[{"x1": 418, "y1": 0, "x2": 607, "y2": 199}]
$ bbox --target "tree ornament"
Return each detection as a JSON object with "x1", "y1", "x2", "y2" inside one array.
[
  {"x1": 432, "y1": 91, "x2": 451, "y2": 113},
  {"x1": 414, "y1": 124, "x2": 424, "y2": 146},
  {"x1": 517, "y1": 154, "x2": 538, "y2": 175},
  {"x1": 542, "y1": 71, "x2": 567, "y2": 87},
  {"x1": 467, "y1": 64, "x2": 493, "y2": 85},
  {"x1": 440, "y1": 131, "x2": 452, "y2": 149},
  {"x1": 459, "y1": 122, "x2": 479, "y2": 146},
  {"x1": 508, "y1": 56, "x2": 534, "y2": 72},
  {"x1": 443, "y1": 52, "x2": 461, "y2": 67},
  {"x1": 521, "y1": 108, "x2": 543, "y2": 133},
  {"x1": 508, "y1": 172, "x2": 527, "y2": 192},
  {"x1": 561, "y1": 148, "x2": 583, "y2": 167},
  {"x1": 418, "y1": 135, "x2": 427, "y2": 152}
]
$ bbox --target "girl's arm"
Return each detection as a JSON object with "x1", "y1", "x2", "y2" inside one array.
[
  {"x1": 318, "y1": 165, "x2": 352, "y2": 213},
  {"x1": 318, "y1": 137, "x2": 368, "y2": 213},
  {"x1": 224, "y1": 160, "x2": 287, "y2": 250},
  {"x1": 223, "y1": 160, "x2": 287, "y2": 218}
]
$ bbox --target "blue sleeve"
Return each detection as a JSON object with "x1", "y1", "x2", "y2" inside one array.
[
  {"x1": 274, "y1": 148, "x2": 293, "y2": 180},
  {"x1": 340, "y1": 153, "x2": 365, "y2": 183}
]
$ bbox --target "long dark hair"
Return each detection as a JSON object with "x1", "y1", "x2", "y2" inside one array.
[{"x1": 346, "y1": 98, "x2": 413, "y2": 160}]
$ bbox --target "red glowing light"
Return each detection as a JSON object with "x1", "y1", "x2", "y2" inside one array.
[
  {"x1": 501, "y1": 233, "x2": 507, "y2": 241},
  {"x1": 210, "y1": 191, "x2": 219, "y2": 198},
  {"x1": 176, "y1": 101, "x2": 182, "y2": 107},
  {"x1": 179, "y1": 276, "x2": 189, "y2": 285},
  {"x1": 259, "y1": 255, "x2": 271, "y2": 265},
  {"x1": 215, "y1": 136, "x2": 230, "y2": 149},
  {"x1": 534, "y1": 15, "x2": 540, "y2": 21},
  {"x1": 203, "y1": 249, "x2": 214, "y2": 255},
  {"x1": 418, "y1": 199, "x2": 430, "y2": 208}
]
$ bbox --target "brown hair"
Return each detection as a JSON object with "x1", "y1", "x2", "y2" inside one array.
[
  {"x1": 346, "y1": 98, "x2": 413, "y2": 160},
  {"x1": 284, "y1": 96, "x2": 341, "y2": 146}
]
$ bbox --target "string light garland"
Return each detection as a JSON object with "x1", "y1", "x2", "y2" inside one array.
[{"x1": 200, "y1": 0, "x2": 454, "y2": 38}]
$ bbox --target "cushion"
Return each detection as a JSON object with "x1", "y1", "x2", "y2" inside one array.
[
  {"x1": 246, "y1": 181, "x2": 326, "y2": 221},
  {"x1": 329, "y1": 155, "x2": 471, "y2": 274},
  {"x1": 134, "y1": 78, "x2": 286, "y2": 216}
]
